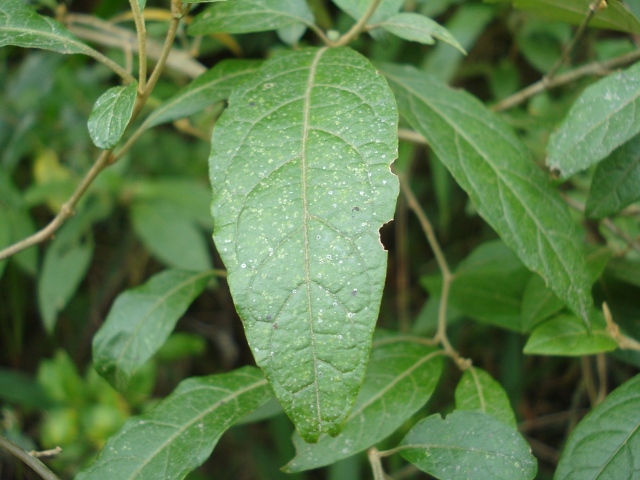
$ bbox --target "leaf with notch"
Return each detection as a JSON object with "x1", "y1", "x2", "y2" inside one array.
[
  {"x1": 142, "y1": 60, "x2": 262, "y2": 131},
  {"x1": 0, "y1": 0, "x2": 95, "y2": 55},
  {"x1": 381, "y1": 63, "x2": 593, "y2": 325},
  {"x1": 400, "y1": 411, "x2": 537, "y2": 480},
  {"x1": 188, "y1": 0, "x2": 313, "y2": 36},
  {"x1": 209, "y1": 47, "x2": 398, "y2": 442},
  {"x1": 77, "y1": 367, "x2": 272, "y2": 480},
  {"x1": 555, "y1": 373, "x2": 640, "y2": 479},
  {"x1": 284, "y1": 334, "x2": 443, "y2": 472},
  {"x1": 377, "y1": 13, "x2": 465, "y2": 53},
  {"x1": 547, "y1": 61, "x2": 640, "y2": 179},
  {"x1": 88, "y1": 82, "x2": 137, "y2": 150},
  {"x1": 93, "y1": 269, "x2": 214, "y2": 391},
  {"x1": 586, "y1": 133, "x2": 640, "y2": 219}
]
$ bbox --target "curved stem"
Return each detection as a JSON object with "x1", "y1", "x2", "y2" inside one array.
[
  {"x1": 0, "y1": 436, "x2": 61, "y2": 480},
  {"x1": 333, "y1": 0, "x2": 382, "y2": 47},
  {"x1": 128, "y1": 0, "x2": 148, "y2": 90},
  {"x1": 493, "y1": 48, "x2": 640, "y2": 112}
]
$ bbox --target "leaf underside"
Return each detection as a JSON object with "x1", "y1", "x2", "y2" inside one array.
[
  {"x1": 209, "y1": 47, "x2": 399, "y2": 442},
  {"x1": 381, "y1": 63, "x2": 593, "y2": 325}
]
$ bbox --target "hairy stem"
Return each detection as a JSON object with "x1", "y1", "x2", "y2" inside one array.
[
  {"x1": 128, "y1": 0, "x2": 148, "y2": 90},
  {"x1": 0, "y1": 436, "x2": 61, "y2": 480},
  {"x1": 333, "y1": 0, "x2": 382, "y2": 46}
]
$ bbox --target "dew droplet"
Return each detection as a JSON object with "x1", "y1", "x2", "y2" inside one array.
[{"x1": 241, "y1": 263, "x2": 247, "y2": 268}]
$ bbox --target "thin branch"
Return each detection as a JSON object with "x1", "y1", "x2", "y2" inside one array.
[
  {"x1": 0, "y1": 436, "x2": 61, "y2": 480},
  {"x1": 604, "y1": 302, "x2": 640, "y2": 351},
  {"x1": 545, "y1": 0, "x2": 604, "y2": 80},
  {"x1": 67, "y1": 14, "x2": 206, "y2": 79},
  {"x1": 493, "y1": 49, "x2": 640, "y2": 112},
  {"x1": 333, "y1": 0, "x2": 382, "y2": 47},
  {"x1": 0, "y1": 151, "x2": 112, "y2": 261},
  {"x1": 128, "y1": 0, "x2": 148, "y2": 90},
  {"x1": 398, "y1": 128, "x2": 428, "y2": 145},
  {"x1": 398, "y1": 174, "x2": 470, "y2": 370}
]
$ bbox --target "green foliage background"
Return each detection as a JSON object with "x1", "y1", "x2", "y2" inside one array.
[{"x1": 1, "y1": 0, "x2": 640, "y2": 479}]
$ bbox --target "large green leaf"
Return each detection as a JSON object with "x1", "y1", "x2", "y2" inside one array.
[
  {"x1": 93, "y1": 269, "x2": 214, "y2": 391},
  {"x1": 505, "y1": 0, "x2": 640, "y2": 35},
  {"x1": 77, "y1": 367, "x2": 272, "y2": 480},
  {"x1": 381, "y1": 63, "x2": 593, "y2": 325},
  {"x1": 142, "y1": 60, "x2": 262, "y2": 130},
  {"x1": 209, "y1": 47, "x2": 398, "y2": 442},
  {"x1": 586, "y1": 134, "x2": 640, "y2": 219},
  {"x1": 455, "y1": 367, "x2": 516, "y2": 428},
  {"x1": 547, "y1": 61, "x2": 640, "y2": 179},
  {"x1": 284, "y1": 334, "x2": 443, "y2": 472},
  {"x1": 421, "y1": 240, "x2": 531, "y2": 332},
  {"x1": 556, "y1": 373, "x2": 640, "y2": 479},
  {"x1": 188, "y1": 0, "x2": 314, "y2": 36},
  {"x1": 399, "y1": 411, "x2": 537, "y2": 480},
  {"x1": 0, "y1": 0, "x2": 94, "y2": 55},
  {"x1": 88, "y1": 82, "x2": 138, "y2": 150},
  {"x1": 523, "y1": 313, "x2": 617, "y2": 356}
]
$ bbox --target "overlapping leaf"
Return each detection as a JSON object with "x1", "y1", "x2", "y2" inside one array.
[
  {"x1": 77, "y1": 367, "x2": 272, "y2": 480},
  {"x1": 88, "y1": 82, "x2": 138, "y2": 150},
  {"x1": 209, "y1": 47, "x2": 398, "y2": 442},
  {"x1": 142, "y1": 60, "x2": 262, "y2": 130},
  {"x1": 556, "y1": 373, "x2": 640, "y2": 479},
  {"x1": 284, "y1": 335, "x2": 443, "y2": 471},
  {"x1": 377, "y1": 13, "x2": 465, "y2": 52},
  {"x1": 381, "y1": 63, "x2": 593, "y2": 325},
  {"x1": 188, "y1": 0, "x2": 313, "y2": 36},
  {"x1": 524, "y1": 314, "x2": 617, "y2": 356},
  {"x1": 0, "y1": 0, "x2": 95, "y2": 55},
  {"x1": 455, "y1": 367, "x2": 516, "y2": 428},
  {"x1": 586, "y1": 134, "x2": 640, "y2": 219},
  {"x1": 547, "y1": 61, "x2": 640, "y2": 178},
  {"x1": 93, "y1": 269, "x2": 215, "y2": 391},
  {"x1": 399, "y1": 411, "x2": 537, "y2": 480}
]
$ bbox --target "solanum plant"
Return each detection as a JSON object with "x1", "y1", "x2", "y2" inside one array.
[{"x1": 1, "y1": 0, "x2": 640, "y2": 479}]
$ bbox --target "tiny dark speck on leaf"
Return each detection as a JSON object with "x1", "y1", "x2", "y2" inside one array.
[
  {"x1": 249, "y1": 102, "x2": 256, "y2": 107},
  {"x1": 273, "y1": 323, "x2": 278, "y2": 329},
  {"x1": 352, "y1": 206, "x2": 360, "y2": 212},
  {"x1": 266, "y1": 315, "x2": 272, "y2": 320}
]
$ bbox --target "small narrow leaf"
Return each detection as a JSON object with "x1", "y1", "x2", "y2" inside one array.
[
  {"x1": 284, "y1": 335, "x2": 443, "y2": 472},
  {"x1": 93, "y1": 269, "x2": 214, "y2": 391},
  {"x1": 455, "y1": 367, "x2": 516, "y2": 428},
  {"x1": 381, "y1": 63, "x2": 593, "y2": 325},
  {"x1": 209, "y1": 47, "x2": 398, "y2": 442},
  {"x1": 378, "y1": 13, "x2": 466, "y2": 53},
  {"x1": 400, "y1": 411, "x2": 537, "y2": 480},
  {"x1": 0, "y1": 0, "x2": 94, "y2": 55},
  {"x1": 142, "y1": 59, "x2": 262, "y2": 130},
  {"x1": 88, "y1": 82, "x2": 138, "y2": 150},
  {"x1": 586, "y1": 134, "x2": 640, "y2": 219},
  {"x1": 547, "y1": 61, "x2": 640, "y2": 178},
  {"x1": 77, "y1": 367, "x2": 272, "y2": 480},
  {"x1": 188, "y1": 0, "x2": 313, "y2": 36},
  {"x1": 523, "y1": 314, "x2": 617, "y2": 356},
  {"x1": 556, "y1": 373, "x2": 640, "y2": 479}
]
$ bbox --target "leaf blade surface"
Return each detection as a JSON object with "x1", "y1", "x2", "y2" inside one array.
[
  {"x1": 556, "y1": 373, "x2": 640, "y2": 480},
  {"x1": 284, "y1": 335, "x2": 443, "y2": 471},
  {"x1": 381, "y1": 63, "x2": 593, "y2": 325},
  {"x1": 547, "y1": 61, "x2": 640, "y2": 178},
  {"x1": 93, "y1": 269, "x2": 214, "y2": 391},
  {"x1": 77, "y1": 367, "x2": 272, "y2": 480},
  {"x1": 209, "y1": 47, "x2": 399, "y2": 442}
]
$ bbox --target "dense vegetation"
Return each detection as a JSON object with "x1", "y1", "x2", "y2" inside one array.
[{"x1": 1, "y1": 0, "x2": 640, "y2": 478}]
